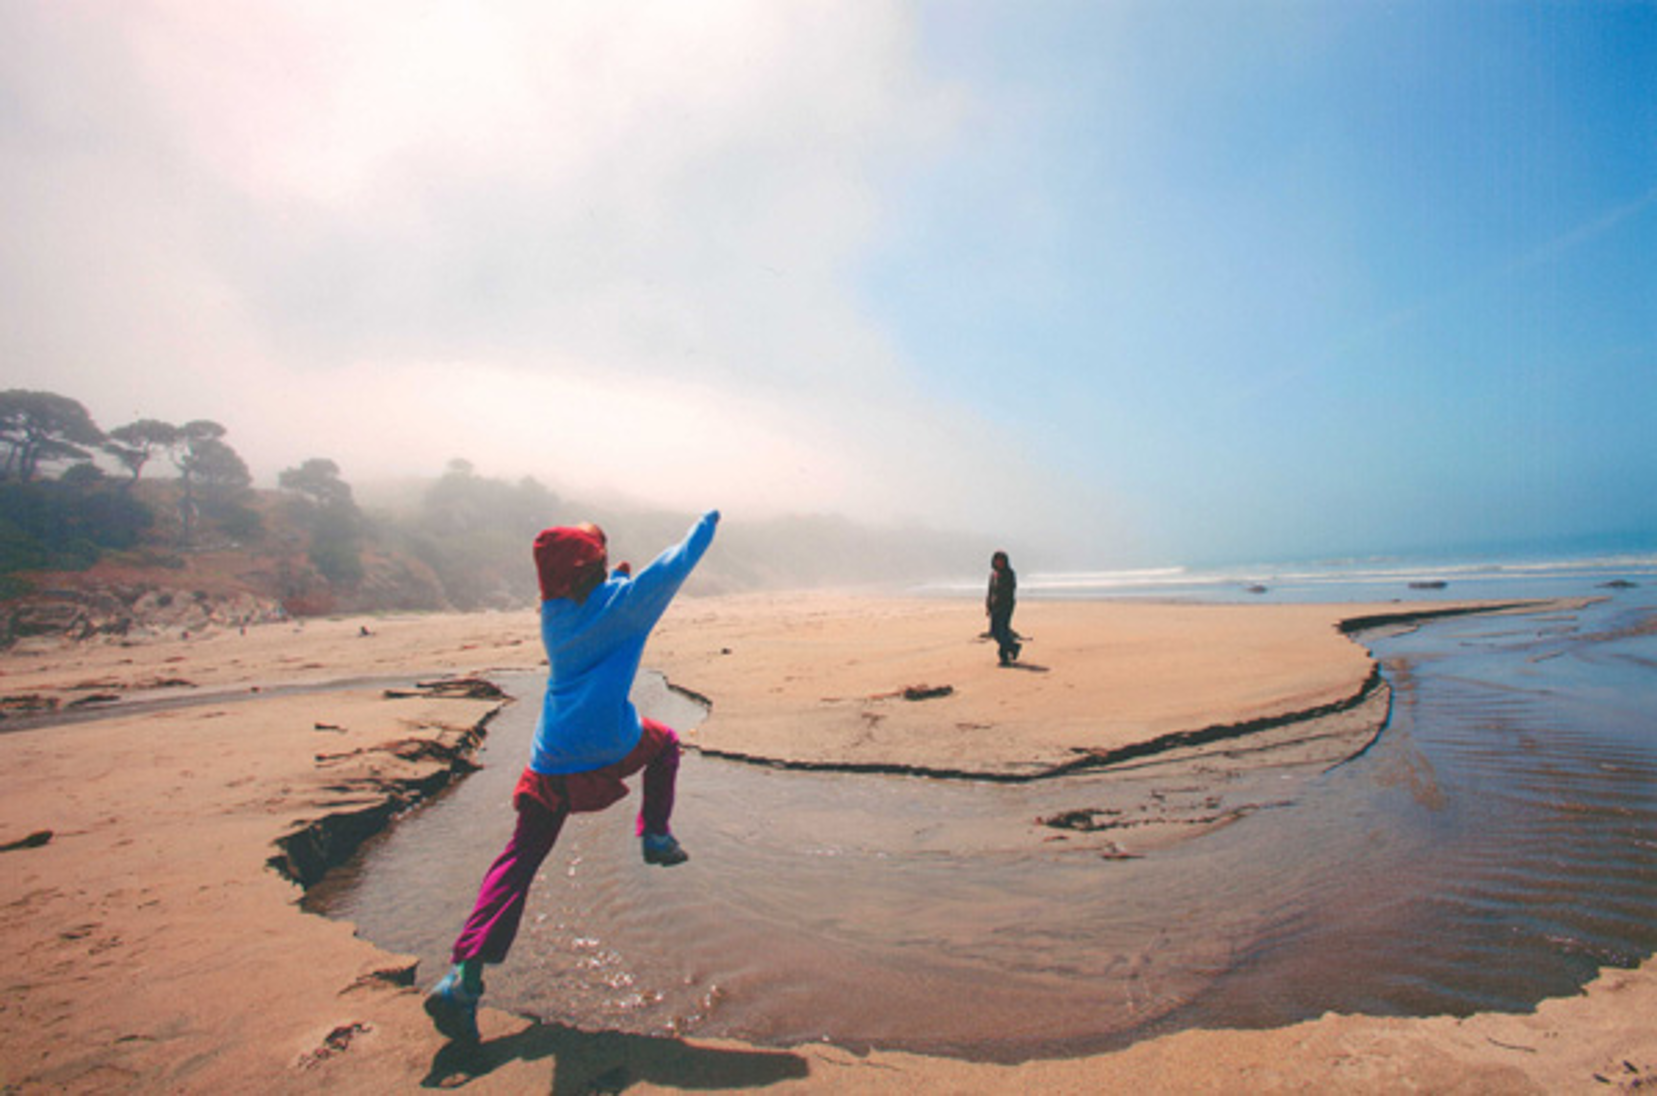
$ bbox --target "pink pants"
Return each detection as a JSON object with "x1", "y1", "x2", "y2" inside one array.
[{"x1": 449, "y1": 719, "x2": 680, "y2": 965}]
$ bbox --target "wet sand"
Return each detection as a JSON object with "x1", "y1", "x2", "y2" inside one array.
[{"x1": 0, "y1": 596, "x2": 1650, "y2": 1094}]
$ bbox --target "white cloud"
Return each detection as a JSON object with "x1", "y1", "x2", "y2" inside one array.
[{"x1": 5, "y1": 1, "x2": 1055, "y2": 533}]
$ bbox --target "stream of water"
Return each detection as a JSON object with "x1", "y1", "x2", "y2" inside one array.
[{"x1": 307, "y1": 587, "x2": 1654, "y2": 1061}]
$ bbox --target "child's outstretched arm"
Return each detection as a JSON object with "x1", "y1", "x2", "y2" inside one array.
[{"x1": 611, "y1": 510, "x2": 719, "y2": 628}]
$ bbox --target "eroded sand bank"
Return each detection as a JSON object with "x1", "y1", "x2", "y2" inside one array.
[{"x1": 0, "y1": 596, "x2": 1649, "y2": 1095}]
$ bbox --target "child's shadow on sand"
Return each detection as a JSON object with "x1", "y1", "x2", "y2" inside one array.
[{"x1": 424, "y1": 1024, "x2": 810, "y2": 1095}]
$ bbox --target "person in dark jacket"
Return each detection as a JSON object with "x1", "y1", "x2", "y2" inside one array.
[{"x1": 986, "y1": 551, "x2": 1020, "y2": 666}]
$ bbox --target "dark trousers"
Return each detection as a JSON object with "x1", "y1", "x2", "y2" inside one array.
[{"x1": 990, "y1": 607, "x2": 1018, "y2": 663}]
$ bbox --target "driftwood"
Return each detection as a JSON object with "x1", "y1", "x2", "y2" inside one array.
[
  {"x1": 0, "y1": 830, "x2": 53, "y2": 852},
  {"x1": 382, "y1": 677, "x2": 507, "y2": 701},
  {"x1": 866, "y1": 683, "x2": 954, "y2": 702}
]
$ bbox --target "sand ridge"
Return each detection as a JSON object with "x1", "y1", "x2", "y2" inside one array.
[{"x1": 647, "y1": 593, "x2": 1547, "y2": 776}]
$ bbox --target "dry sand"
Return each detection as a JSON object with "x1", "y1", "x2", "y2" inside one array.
[
  {"x1": 650, "y1": 593, "x2": 1395, "y2": 774},
  {"x1": 0, "y1": 595, "x2": 1650, "y2": 1095}
]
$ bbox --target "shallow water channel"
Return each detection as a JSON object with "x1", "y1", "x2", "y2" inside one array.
[{"x1": 307, "y1": 596, "x2": 1656, "y2": 1061}]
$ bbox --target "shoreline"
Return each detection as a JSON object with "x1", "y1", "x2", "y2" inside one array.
[{"x1": 0, "y1": 597, "x2": 1650, "y2": 1094}]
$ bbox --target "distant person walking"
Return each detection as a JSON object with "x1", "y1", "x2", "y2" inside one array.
[
  {"x1": 987, "y1": 550, "x2": 1020, "y2": 666},
  {"x1": 424, "y1": 510, "x2": 720, "y2": 1046}
]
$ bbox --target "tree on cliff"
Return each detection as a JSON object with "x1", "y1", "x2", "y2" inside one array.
[
  {"x1": 104, "y1": 419, "x2": 179, "y2": 485},
  {"x1": 0, "y1": 473, "x2": 154, "y2": 593},
  {"x1": 279, "y1": 458, "x2": 363, "y2": 585},
  {"x1": 279, "y1": 458, "x2": 355, "y2": 510},
  {"x1": 0, "y1": 390, "x2": 105, "y2": 483},
  {"x1": 171, "y1": 420, "x2": 254, "y2": 546},
  {"x1": 407, "y1": 459, "x2": 561, "y2": 608}
]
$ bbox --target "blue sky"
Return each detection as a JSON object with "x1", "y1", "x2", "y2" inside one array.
[
  {"x1": 2, "y1": 2, "x2": 1652, "y2": 567},
  {"x1": 864, "y1": 2, "x2": 1655, "y2": 563}
]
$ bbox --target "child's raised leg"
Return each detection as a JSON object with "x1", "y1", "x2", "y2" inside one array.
[{"x1": 635, "y1": 719, "x2": 687, "y2": 865}]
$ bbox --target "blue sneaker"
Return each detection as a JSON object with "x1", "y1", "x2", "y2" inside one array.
[
  {"x1": 424, "y1": 966, "x2": 481, "y2": 1044},
  {"x1": 642, "y1": 832, "x2": 688, "y2": 866}
]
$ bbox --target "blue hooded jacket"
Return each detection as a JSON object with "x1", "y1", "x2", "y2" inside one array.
[{"x1": 529, "y1": 511, "x2": 718, "y2": 775}]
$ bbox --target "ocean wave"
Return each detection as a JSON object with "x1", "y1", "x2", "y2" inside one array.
[{"x1": 916, "y1": 552, "x2": 1655, "y2": 601}]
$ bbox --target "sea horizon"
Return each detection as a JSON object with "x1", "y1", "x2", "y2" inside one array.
[{"x1": 917, "y1": 542, "x2": 1658, "y2": 605}]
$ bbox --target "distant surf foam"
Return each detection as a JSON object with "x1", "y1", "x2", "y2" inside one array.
[{"x1": 917, "y1": 551, "x2": 1656, "y2": 604}]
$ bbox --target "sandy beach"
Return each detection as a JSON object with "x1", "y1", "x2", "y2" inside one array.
[{"x1": 0, "y1": 595, "x2": 1650, "y2": 1095}]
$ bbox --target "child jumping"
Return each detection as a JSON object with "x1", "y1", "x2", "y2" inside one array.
[{"x1": 424, "y1": 509, "x2": 720, "y2": 1044}]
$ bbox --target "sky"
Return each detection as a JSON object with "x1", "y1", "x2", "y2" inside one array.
[{"x1": 2, "y1": 1, "x2": 1653, "y2": 568}]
